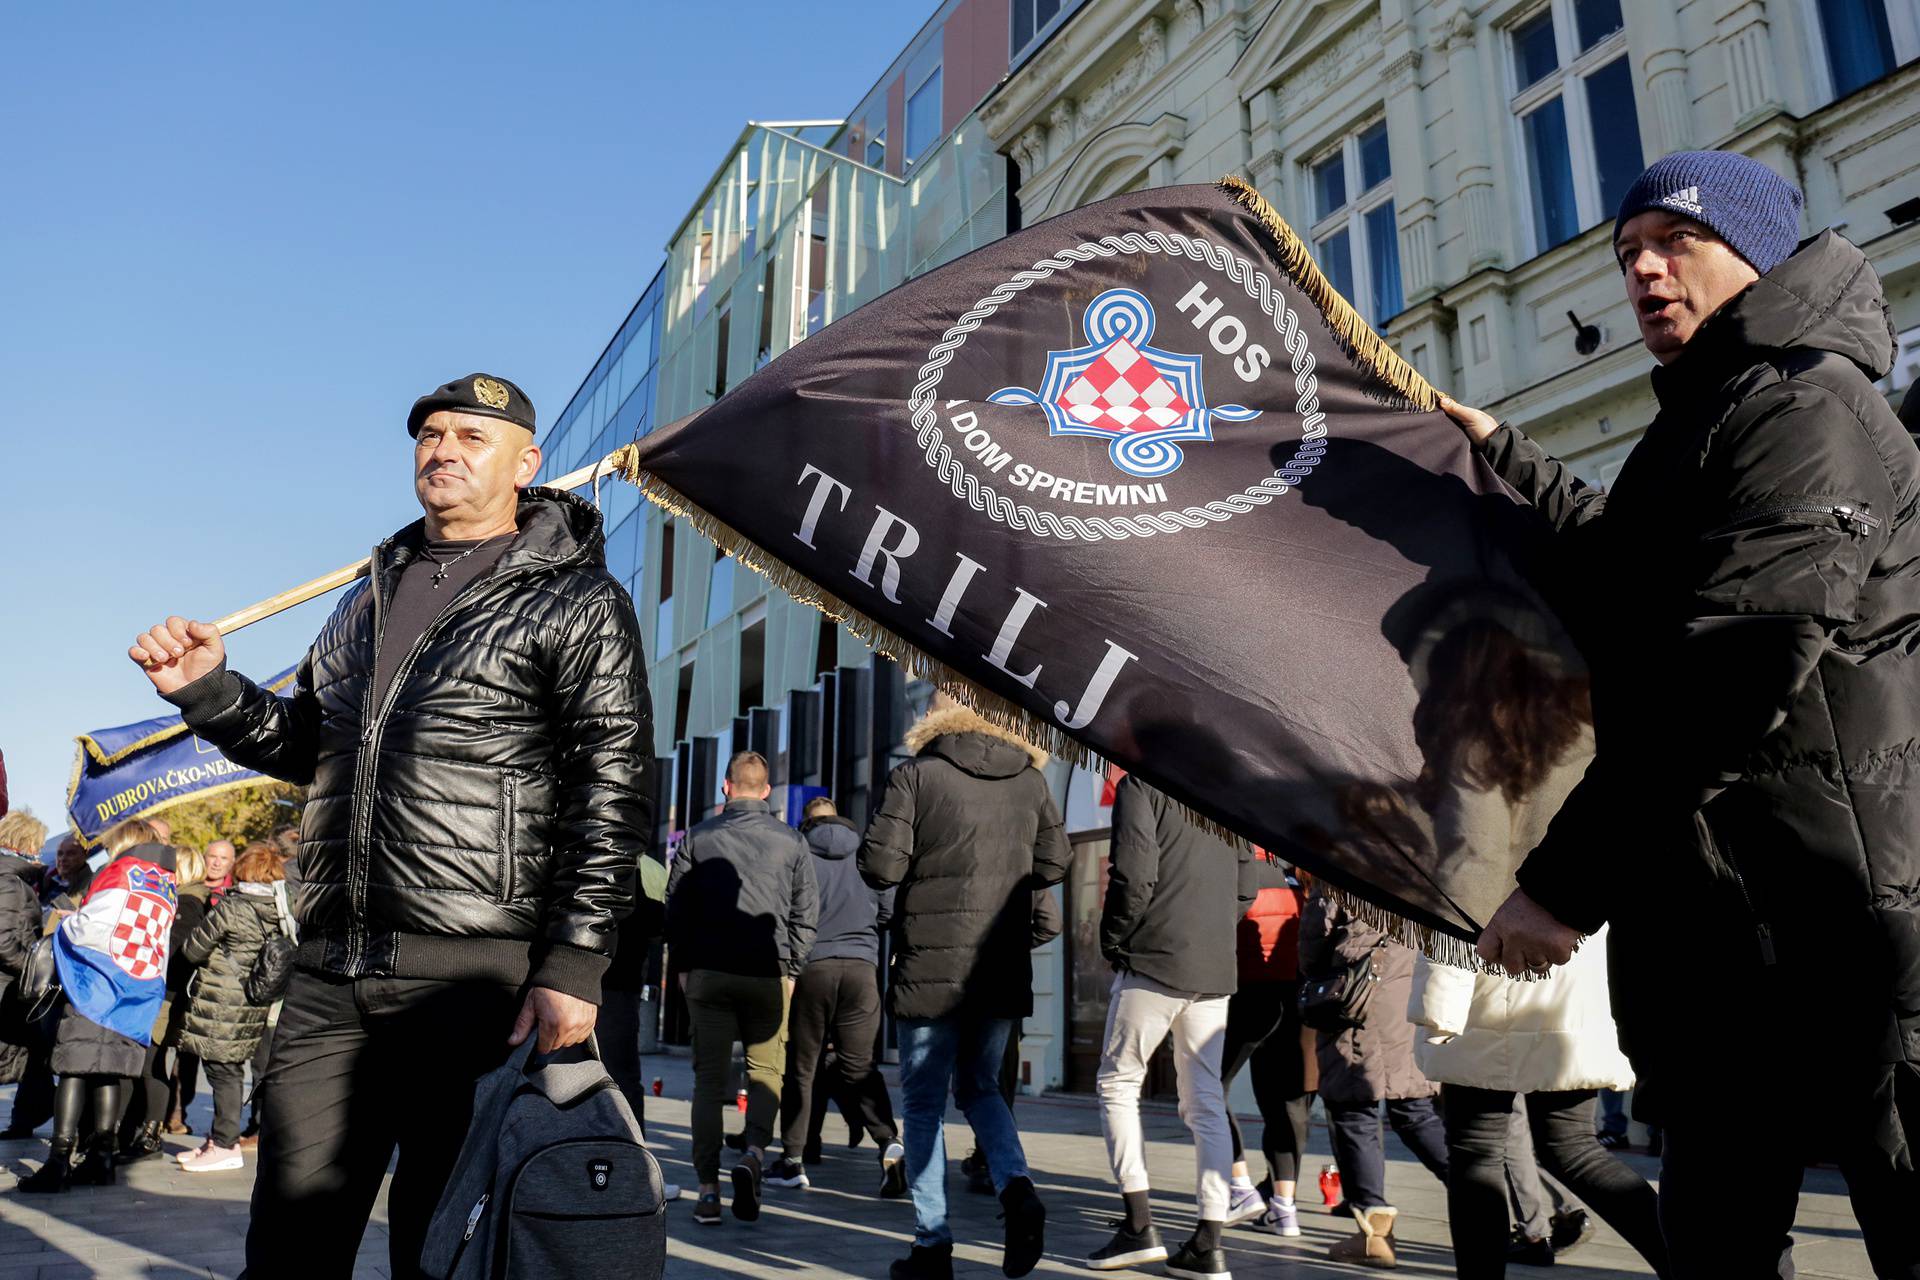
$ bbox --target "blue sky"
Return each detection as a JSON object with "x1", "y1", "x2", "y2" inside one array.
[{"x1": 0, "y1": 2, "x2": 932, "y2": 825}]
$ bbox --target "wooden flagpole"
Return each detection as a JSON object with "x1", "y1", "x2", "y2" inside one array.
[{"x1": 212, "y1": 450, "x2": 632, "y2": 636}]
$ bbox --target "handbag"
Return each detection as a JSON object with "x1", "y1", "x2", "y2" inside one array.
[
  {"x1": 17, "y1": 930, "x2": 62, "y2": 1022},
  {"x1": 1297, "y1": 941, "x2": 1385, "y2": 1033},
  {"x1": 242, "y1": 881, "x2": 298, "y2": 1006}
]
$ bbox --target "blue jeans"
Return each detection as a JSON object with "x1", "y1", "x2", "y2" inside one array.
[
  {"x1": 898, "y1": 1015, "x2": 1029, "y2": 1248},
  {"x1": 1597, "y1": 1087, "x2": 1629, "y2": 1139}
]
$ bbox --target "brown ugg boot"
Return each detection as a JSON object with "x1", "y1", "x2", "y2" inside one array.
[{"x1": 1325, "y1": 1205, "x2": 1398, "y2": 1267}]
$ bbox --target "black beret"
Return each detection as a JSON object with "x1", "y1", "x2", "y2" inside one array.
[{"x1": 407, "y1": 373, "x2": 537, "y2": 437}]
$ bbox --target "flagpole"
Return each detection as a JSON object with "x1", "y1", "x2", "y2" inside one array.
[{"x1": 212, "y1": 449, "x2": 632, "y2": 636}]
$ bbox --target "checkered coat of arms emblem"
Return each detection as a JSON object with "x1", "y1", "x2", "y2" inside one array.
[
  {"x1": 102, "y1": 866, "x2": 176, "y2": 981},
  {"x1": 988, "y1": 287, "x2": 1261, "y2": 480}
]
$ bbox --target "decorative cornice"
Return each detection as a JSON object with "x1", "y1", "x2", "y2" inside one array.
[{"x1": 982, "y1": 0, "x2": 1235, "y2": 149}]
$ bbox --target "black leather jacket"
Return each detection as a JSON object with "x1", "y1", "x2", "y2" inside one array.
[{"x1": 166, "y1": 488, "x2": 653, "y2": 1002}]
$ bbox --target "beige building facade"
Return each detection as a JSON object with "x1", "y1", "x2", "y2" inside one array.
[{"x1": 982, "y1": 0, "x2": 1920, "y2": 485}]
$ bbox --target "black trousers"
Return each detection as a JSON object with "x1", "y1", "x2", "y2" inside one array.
[
  {"x1": 1658, "y1": 1078, "x2": 1920, "y2": 1279},
  {"x1": 240, "y1": 971, "x2": 519, "y2": 1280},
  {"x1": 203, "y1": 1059, "x2": 247, "y2": 1148},
  {"x1": 781, "y1": 957, "x2": 895, "y2": 1151},
  {"x1": 8, "y1": 1013, "x2": 57, "y2": 1133},
  {"x1": 1442, "y1": 1085, "x2": 1668, "y2": 1279},
  {"x1": 597, "y1": 985, "x2": 649, "y2": 1139},
  {"x1": 1324, "y1": 1096, "x2": 1449, "y2": 1211},
  {"x1": 1219, "y1": 980, "x2": 1313, "y2": 1183}
]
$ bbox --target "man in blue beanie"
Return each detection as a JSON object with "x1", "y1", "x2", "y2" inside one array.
[{"x1": 1443, "y1": 150, "x2": 1920, "y2": 1277}]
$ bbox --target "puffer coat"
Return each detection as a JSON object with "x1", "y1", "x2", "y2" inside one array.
[
  {"x1": 1484, "y1": 232, "x2": 1920, "y2": 1155},
  {"x1": 1300, "y1": 889, "x2": 1435, "y2": 1105},
  {"x1": 178, "y1": 884, "x2": 283, "y2": 1063},
  {"x1": 0, "y1": 852, "x2": 41, "y2": 1084},
  {"x1": 1409, "y1": 925, "x2": 1633, "y2": 1093},
  {"x1": 859, "y1": 706, "x2": 1070, "y2": 1021},
  {"x1": 163, "y1": 489, "x2": 653, "y2": 1004}
]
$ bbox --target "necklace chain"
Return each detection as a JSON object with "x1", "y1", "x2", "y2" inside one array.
[{"x1": 421, "y1": 535, "x2": 505, "y2": 588}]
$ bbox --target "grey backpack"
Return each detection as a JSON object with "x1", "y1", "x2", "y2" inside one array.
[{"x1": 420, "y1": 1036, "x2": 666, "y2": 1279}]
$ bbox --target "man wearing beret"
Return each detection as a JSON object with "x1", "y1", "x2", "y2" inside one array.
[
  {"x1": 1444, "y1": 152, "x2": 1920, "y2": 1275},
  {"x1": 129, "y1": 374, "x2": 654, "y2": 1278}
]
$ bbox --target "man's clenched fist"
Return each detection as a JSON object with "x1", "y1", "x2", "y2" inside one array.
[{"x1": 129, "y1": 616, "x2": 226, "y2": 695}]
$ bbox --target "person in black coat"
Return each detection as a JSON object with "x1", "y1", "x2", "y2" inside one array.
[
  {"x1": 17, "y1": 819, "x2": 176, "y2": 1194},
  {"x1": 127, "y1": 375, "x2": 653, "y2": 1276},
  {"x1": 0, "y1": 843, "x2": 43, "y2": 1090},
  {"x1": 859, "y1": 700, "x2": 1069, "y2": 1280},
  {"x1": 1445, "y1": 151, "x2": 1920, "y2": 1277}
]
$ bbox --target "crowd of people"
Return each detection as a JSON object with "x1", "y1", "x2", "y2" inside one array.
[
  {"x1": 0, "y1": 810, "x2": 296, "y2": 1189},
  {"x1": 0, "y1": 146, "x2": 1900, "y2": 1280}
]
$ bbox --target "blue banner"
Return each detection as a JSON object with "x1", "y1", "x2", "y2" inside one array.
[
  {"x1": 783, "y1": 785, "x2": 829, "y2": 827},
  {"x1": 66, "y1": 668, "x2": 296, "y2": 844}
]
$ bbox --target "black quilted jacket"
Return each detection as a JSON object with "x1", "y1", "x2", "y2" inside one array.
[
  {"x1": 858, "y1": 707, "x2": 1069, "y2": 1021},
  {"x1": 1484, "y1": 232, "x2": 1919, "y2": 1162},
  {"x1": 178, "y1": 885, "x2": 280, "y2": 1063},
  {"x1": 165, "y1": 489, "x2": 654, "y2": 1003}
]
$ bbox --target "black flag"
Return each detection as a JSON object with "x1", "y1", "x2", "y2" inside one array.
[{"x1": 621, "y1": 180, "x2": 1584, "y2": 959}]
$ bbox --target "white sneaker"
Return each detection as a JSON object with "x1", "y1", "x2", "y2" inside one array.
[
  {"x1": 1258, "y1": 1197, "x2": 1301, "y2": 1237},
  {"x1": 879, "y1": 1141, "x2": 907, "y2": 1198},
  {"x1": 1224, "y1": 1183, "x2": 1265, "y2": 1226},
  {"x1": 178, "y1": 1141, "x2": 244, "y2": 1173}
]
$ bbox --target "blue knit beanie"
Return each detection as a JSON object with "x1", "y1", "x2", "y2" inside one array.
[{"x1": 1613, "y1": 150, "x2": 1805, "y2": 275}]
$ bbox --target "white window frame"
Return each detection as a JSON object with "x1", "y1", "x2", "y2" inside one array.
[
  {"x1": 1798, "y1": 0, "x2": 1920, "y2": 105},
  {"x1": 864, "y1": 126, "x2": 887, "y2": 169},
  {"x1": 1504, "y1": 0, "x2": 1635, "y2": 260},
  {"x1": 1304, "y1": 117, "x2": 1398, "y2": 327},
  {"x1": 904, "y1": 64, "x2": 944, "y2": 166}
]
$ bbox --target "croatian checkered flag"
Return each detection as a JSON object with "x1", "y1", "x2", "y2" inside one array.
[
  {"x1": 53, "y1": 855, "x2": 178, "y2": 1043},
  {"x1": 603, "y1": 180, "x2": 1580, "y2": 962}
]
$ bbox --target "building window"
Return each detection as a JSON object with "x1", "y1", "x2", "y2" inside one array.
[
  {"x1": 756, "y1": 257, "x2": 777, "y2": 367},
  {"x1": 657, "y1": 521, "x2": 676, "y2": 659},
  {"x1": 1012, "y1": 0, "x2": 1069, "y2": 63},
  {"x1": 1813, "y1": 0, "x2": 1917, "y2": 98},
  {"x1": 705, "y1": 543, "x2": 734, "y2": 629},
  {"x1": 1509, "y1": 0, "x2": 1642, "y2": 255},
  {"x1": 712, "y1": 300, "x2": 731, "y2": 399},
  {"x1": 1306, "y1": 118, "x2": 1403, "y2": 327},
  {"x1": 905, "y1": 65, "x2": 943, "y2": 163},
  {"x1": 673, "y1": 657, "x2": 695, "y2": 744},
  {"x1": 798, "y1": 181, "x2": 830, "y2": 339},
  {"x1": 738, "y1": 618, "x2": 766, "y2": 715},
  {"x1": 865, "y1": 128, "x2": 886, "y2": 169},
  {"x1": 815, "y1": 611, "x2": 839, "y2": 679}
]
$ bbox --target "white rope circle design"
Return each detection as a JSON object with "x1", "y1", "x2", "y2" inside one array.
[{"x1": 908, "y1": 231, "x2": 1329, "y2": 541}]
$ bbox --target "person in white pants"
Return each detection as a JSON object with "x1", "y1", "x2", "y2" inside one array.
[{"x1": 1086, "y1": 776, "x2": 1277, "y2": 1280}]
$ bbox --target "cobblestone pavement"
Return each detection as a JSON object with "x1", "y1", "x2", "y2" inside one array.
[{"x1": 0, "y1": 1054, "x2": 1878, "y2": 1278}]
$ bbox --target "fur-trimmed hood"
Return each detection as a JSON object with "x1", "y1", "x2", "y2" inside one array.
[{"x1": 903, "y1": 705, "x2": 1048, "y2": 774}]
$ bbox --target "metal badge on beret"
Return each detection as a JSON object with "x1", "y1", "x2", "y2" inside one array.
[{"x1": 473, "y1": 376, "x2": 511, "y2": 411}]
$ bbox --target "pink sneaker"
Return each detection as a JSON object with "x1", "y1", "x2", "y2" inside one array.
[{"x1": 177, "y1": 1141, "x2": 244, "y2": 1173}]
